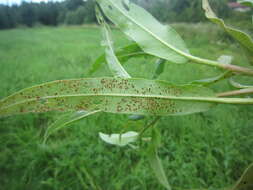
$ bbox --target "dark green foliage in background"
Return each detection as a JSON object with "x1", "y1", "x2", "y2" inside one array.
[{"x1": 0, "y1": 0, "x2": 252, "y2": 29}]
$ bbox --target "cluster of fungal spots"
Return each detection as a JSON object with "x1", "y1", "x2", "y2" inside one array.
[
  {"x1": 99, "y1": 78, "x2": 135, "y2": 92},
  {"x1": 1, "y1": 79, "x2": 90, "y2": 109},
  {"x1": 0, "y1": 78, "x2": 190, "y2": 117},
  {"x1": 111, "y1": 96, "x2": 183, "y2": 115}
]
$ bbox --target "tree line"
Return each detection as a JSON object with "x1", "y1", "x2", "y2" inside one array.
[{"x1": 0, "y1": 0, "x2": 249, "y2": 30}]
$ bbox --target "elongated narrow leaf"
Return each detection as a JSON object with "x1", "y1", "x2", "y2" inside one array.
[
  {"x1": 96, "y1": 7, "x2": 130, "y2": 78},
  {"x1": 190, "y1": 71, "x2": 232, "y2": 86},
  {"x1": 96, "y1": 0, "x2": 189, "y2": 64},
  {"x1": 88, "y1": 43, "x2": 149, "y2": 76},
  {"x1": 203, "y1": 0, "x2": 253, "y2": 64},
  {"x1": 148, "y1": 128, "x2": 171, "y2": 190},
  {"x1": 232, "y1": 163, "x2": 253, "y2": 190},
  {"x1": 229, "y1": 76, "x2": 253, "y2": 89},
  {"x1": 190, "y1": 55, "x2": 233, "y2": 86},
  {"x1": 2, "y1": 78, "x2": 253, "y2": 118},
  {"x1": 238, "y1": 0, "x2": 253, "y2": 7},
  {"x1": 43, "y1": 110, "x2": 100, "y2": 143},
  {"x1": 0, "y1": 77, "x2": 220, "y2": 117}
]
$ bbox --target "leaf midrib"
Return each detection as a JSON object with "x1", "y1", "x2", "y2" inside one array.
[{"x1": 2, "y1": 93, "x2": 253, "y2": 111}]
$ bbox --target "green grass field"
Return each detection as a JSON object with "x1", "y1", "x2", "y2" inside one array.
[{"x1": 0, "y1": 24, "x2": 253, "y2": 190}]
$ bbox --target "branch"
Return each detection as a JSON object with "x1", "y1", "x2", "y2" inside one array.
[{"x1": 217, "y1": 88, "x2": 253, "y2": 97}]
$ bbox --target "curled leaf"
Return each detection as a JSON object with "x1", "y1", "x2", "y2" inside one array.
[
  {"x1": 96, "y1": 6, "x2": 130, "y2": 78},
  {"x1": 99, "y1": 131, "x2": 139, "y2": 146},
  {"x1": 203, "y1": 0, "x2": 253, "y2": 64},
  {"x1": 218, "y1": 55, "x2": 233, "y2": 65}
]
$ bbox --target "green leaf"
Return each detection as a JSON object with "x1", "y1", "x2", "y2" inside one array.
[
  {"x1": 43, "y1": 110, "x2": 100, "y2": 143},
  {"x1": 190, "y1": 71, "x2": 232, "y2": 86},
  {"x1": 238, "y1": 0, "x2": 253, "y2": 8},
  {"x1": 229, "y1": 76, "x2": 253, "y2": 89},
  {"x1": 96, "y1": 6, "x2": 130, "y2": 78},
  {"x1": 191, "y1": 55, "x2": 233, "y2": 86},
  {"x1": 99, "y1": 131, "x2": 139, "y2": 146},
  {"x1": 96, "y1": 0, "x2": 189, "y2": 64},
  {"x1": 232, "y1": 163, "x2": 253, "y2": 190},
  {"x1": 152, "y1": 59, "x2": 166, "y2": 80},
  {"x1": 203, "y1": 0, "x2": 253, "y2": 64},
  {"x1": 148, "y1": 128, "x2": 171, "y2": 190},
  {"x1": 217, "y1": 55, "x2": 233, "y2": 65},
  {"x1": 88, "y1": 43, "x2": 150, "y2": 76},
  {"x1": 2, "y1": 77, "x2": 253, "y2": 118}
]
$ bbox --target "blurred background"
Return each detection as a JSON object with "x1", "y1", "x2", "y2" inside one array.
[
  {"x1": 0, "y1": 0, "x2": 253, "y2": 190},
  {"x1": 0, "y1": 0, "x2": 252, "y2": 29}
]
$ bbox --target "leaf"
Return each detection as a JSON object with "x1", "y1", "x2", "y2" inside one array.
[
  {"x1": 190, "y1": 71, "x2": 232, "y2": 86},
  {"x1": 203, "y1": 0, "x2": 253, "y2": 64},
  {"x1": 96, "y1": 0, "x2": 189, "y2": 64},
  {"x1": 2, "y1": 77, "x2": 253, "y2": 118},
  {"x1": 191, "y1": 55, "x2": 233, "y2": 86},
  {"x1": 148, "y1": 128, "x2": 171, "y2": 190},
  {"x1": 88, "y1": 43, "x2": 150, "y2": 76},
  {"x1": 43, "y1": 110, "x2": 100, "y2": 143},
  {"x1": 0, "y1": 77, "x2": 219, "y2": 117},
  {"x1": 229, "y1": 77, "x2": 253, "y2": 89},
  {"x1": 99, "y1": 131, "x2": 139, "y2": 146},
  {"x1": 96, "y1": 6, "x2": 131, "y2": 78},
  {"x1": 152, "y1": 59, "x2": 166, "y2": 79},
  {"x1": 128, "y1": 114, "x2": 145, "y2": 121},
  {"x1": 217, "y1": 55, "x2": 233, "y2": 65},
  {"x1": 238, "y1": 0, "x2": 253, "y2": 8},
  {"x1": 232, "y1": 163, "x2": 253, "y2": 190}
]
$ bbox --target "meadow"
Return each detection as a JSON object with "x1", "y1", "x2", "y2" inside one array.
[{"x1": 0, "y1": 24, "x2": 253, "y2": 190}]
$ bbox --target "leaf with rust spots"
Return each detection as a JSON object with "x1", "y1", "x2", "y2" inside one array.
[{"x1": 1, "y1": 77, "x2": 253, "y2": 118}]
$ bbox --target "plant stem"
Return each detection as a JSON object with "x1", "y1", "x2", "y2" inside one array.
[
  {"x1": 187, "y1": 54, "x2": 253, "y2": 76},
  {"x1": 139, "y1": 116, "x2": 161, "y2": 137},
  {"x1": 217, "y1": 88, "x2": 253, "y2": 97}
]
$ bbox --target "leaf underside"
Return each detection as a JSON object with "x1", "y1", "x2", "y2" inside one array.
[
  {"x1": 96, "y1": 0, "x2": 189, "y2": 64},
  {"x1": 0, "y1": 77, "x2": 216, "y2": 117}
]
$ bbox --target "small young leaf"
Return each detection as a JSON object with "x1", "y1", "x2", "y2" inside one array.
[
  {"x1": 96, "y1": 0, "x2": 189, "y2": 64},
  {"x1": 203, "y1": 0, "x2": 253, "y2": 64},
  {"x1": 99, "y1": 131, "x2": 139, "y2": 146},
  {"x1": 96, "y1": 6, "x2": 131, "y2": 78}
]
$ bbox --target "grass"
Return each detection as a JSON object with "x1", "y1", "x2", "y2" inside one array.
[{"x1": 0, "y1": 23, "x2": 253, "y2": 190}]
